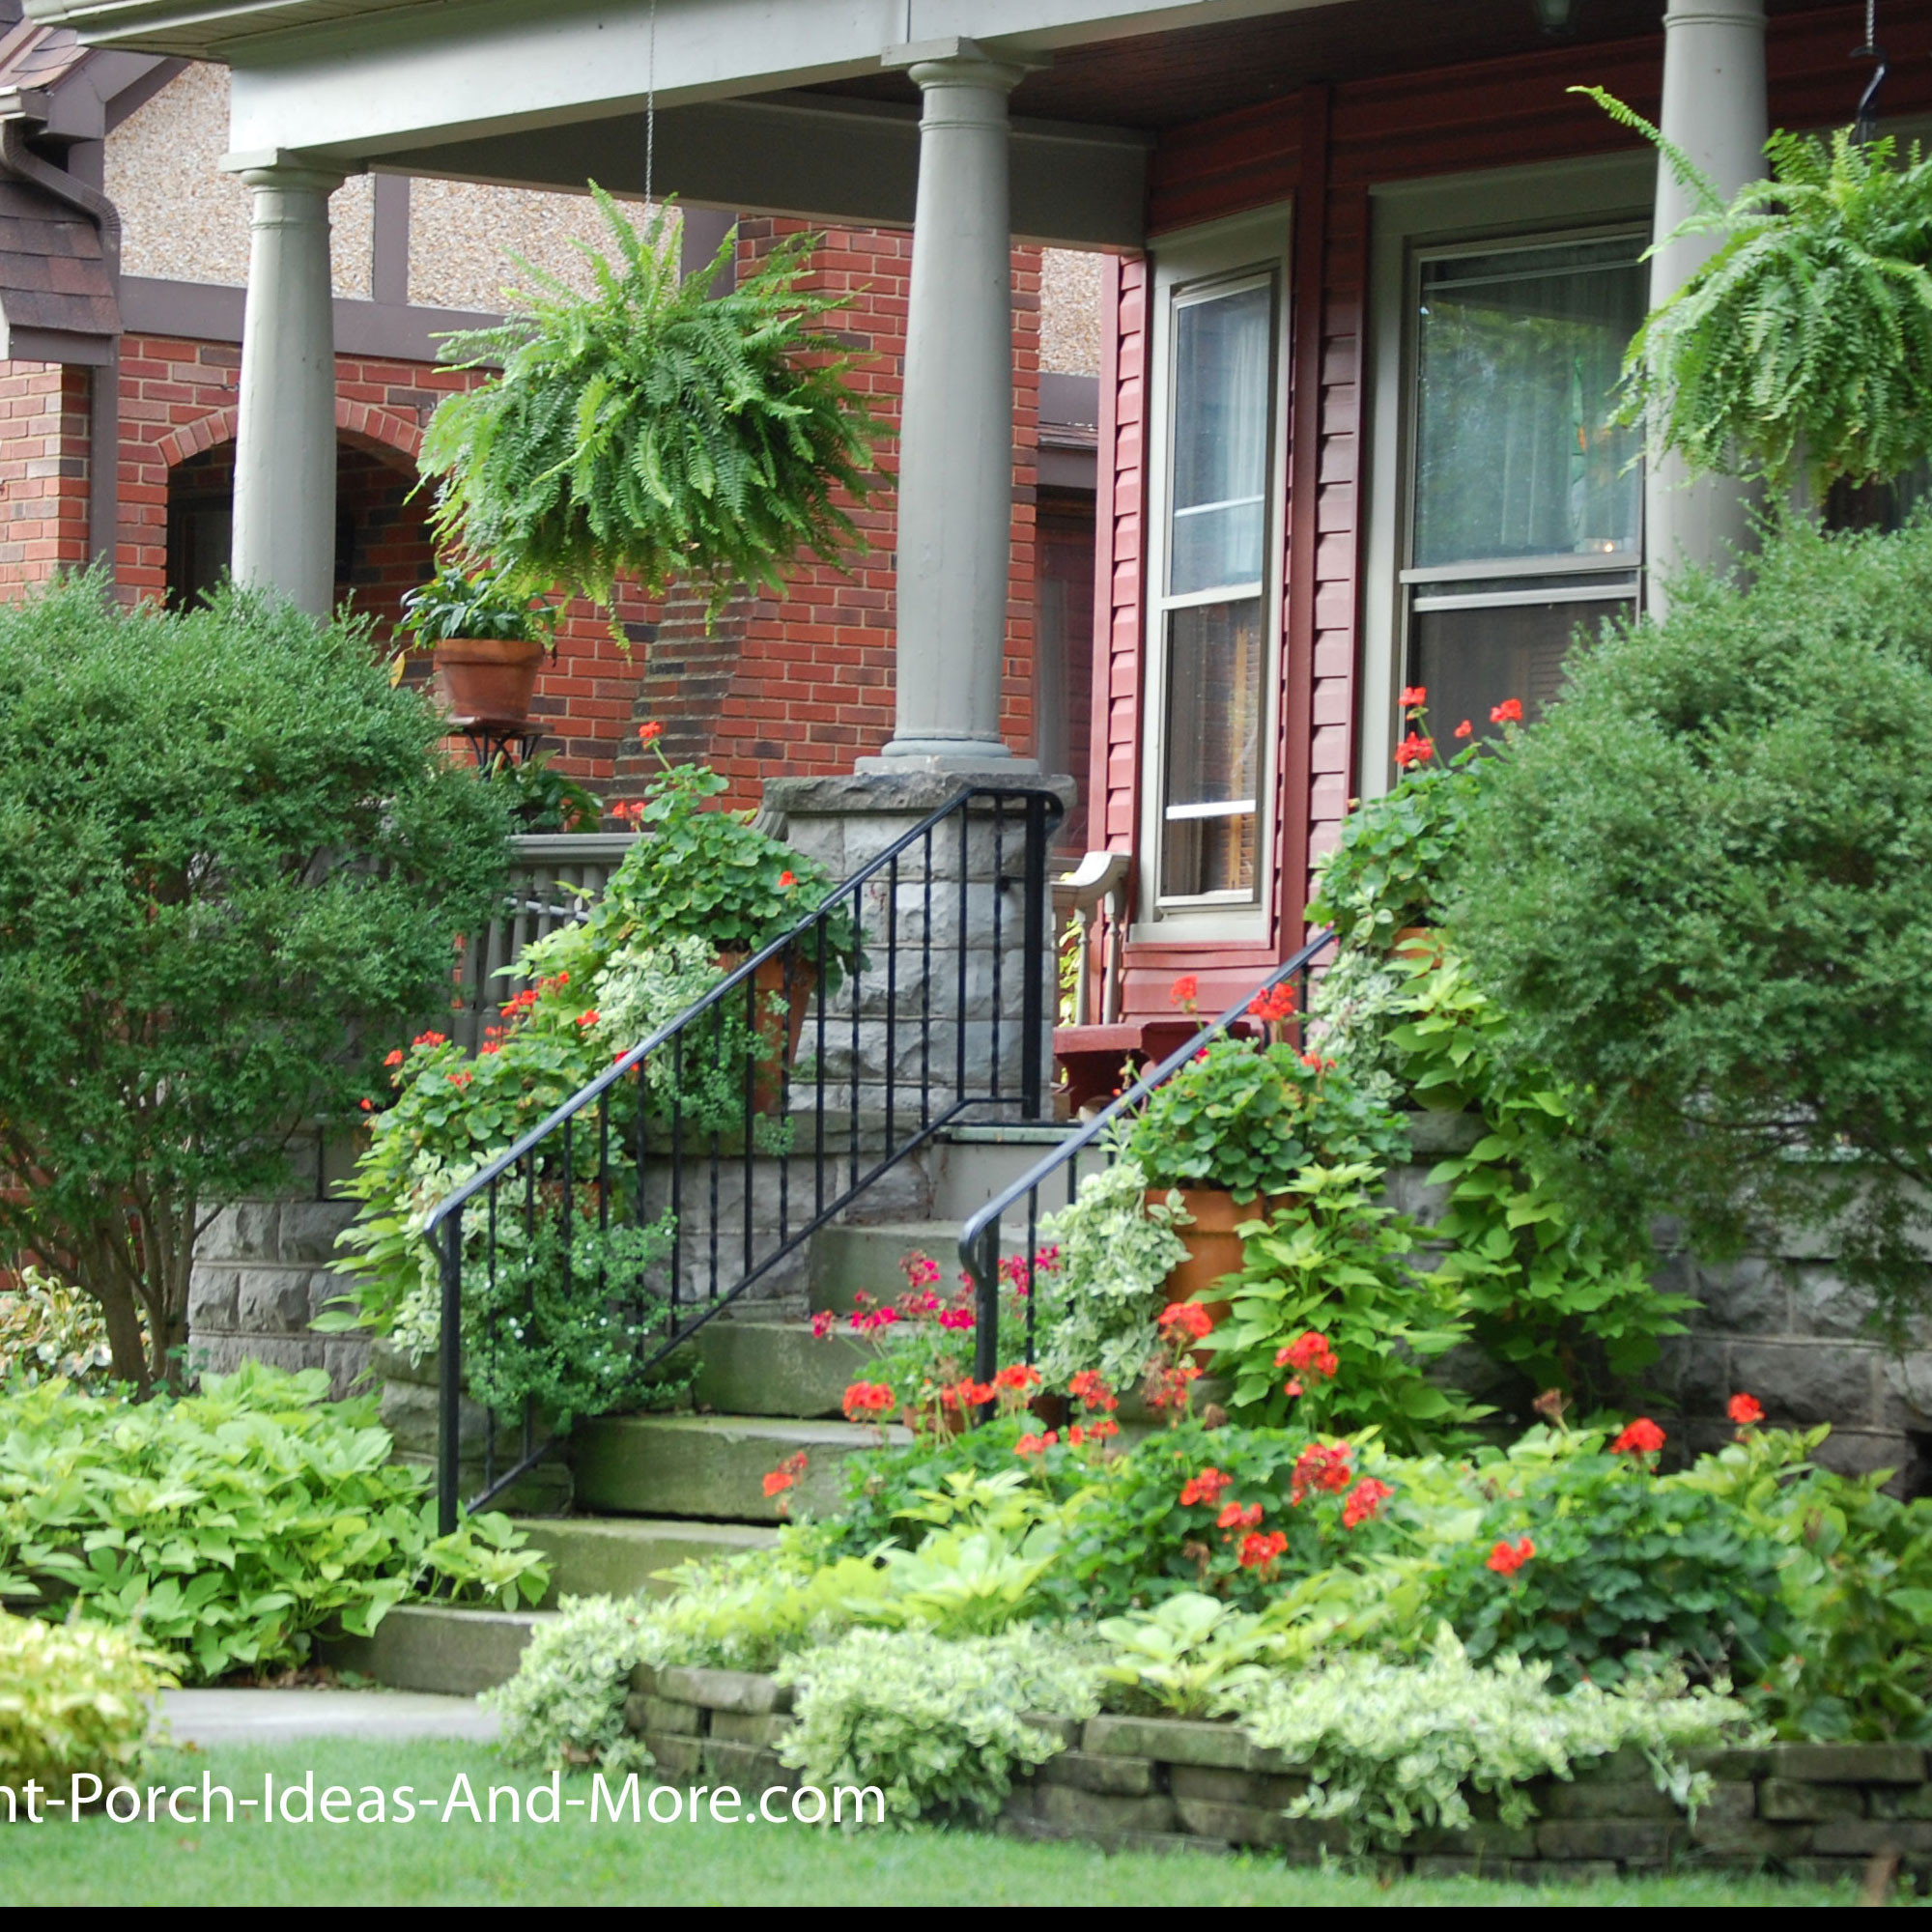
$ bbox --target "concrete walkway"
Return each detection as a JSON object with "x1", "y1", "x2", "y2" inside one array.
[{"x1": 156, "y1": 1689, "x2": 499, "y2": 1747}]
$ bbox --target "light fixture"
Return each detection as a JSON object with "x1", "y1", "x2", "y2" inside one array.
[{"x1": 1534, "y1": 0, "x2": 1575, "y2": 36}]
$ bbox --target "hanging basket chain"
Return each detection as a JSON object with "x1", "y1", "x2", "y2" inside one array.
[{"x1": 1853, "y1": 0, "x2": 1887, "y2": 146}]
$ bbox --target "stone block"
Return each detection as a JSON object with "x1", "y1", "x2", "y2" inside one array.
[
  {"x1": 522, "y1": 1516, "x2": 776, "y2": 1606},
  {"x1": 187, "y1": 1266, "x2": 241, "y2": 1330},
  {"x1": 638, "y1": 1695, "x2": 702, "y2": 1736},
  {"x1": 1686, "y1": 1747, "x2": 1770, "y2": 1780},
  {"x1": 1538, "y1": 1779, "x2": 1681, "y2": 1820},
  {"x1": 1516, "y1": 1861, "x2": 1621, "y2": 1886},
  {"x1": 1167, "y1": 1764, "x2": 1308, "y2": 1809},
  {"x1": 709, "y1": 1710, "x2": 793, "y2": 1748},
  {"x1": 1172, "y1": 1797, "x2": 1306, "y2": 1847},
  {"x1": 1758, "y1": 1778, "x2": 1865, "y2": 1822},
  {"x1": 1031, "y1": 1783, "x2": 1177, "y2": 1837},
  {"x1": 1783, "y1": 1857, "x2": 1878, "y2": 1886},
  {"x1": 1767, "y1": 1743, "x2": 1924, "y2": 1784},
  {"x1": 318, "y1": 1605, "x2": 541, "y2": 1695},
  {"x1": 1034, "y1": 1750, "x2": 1154, "y2": 1797},
  {"x1": 201, "y1": 1201, "x2": 279, "y2": 1264},
  {"x1": 1730, "y1": 1341, "x2": 1881, "y2": 1429},
  {"x1": 1809, "y1": 1818, "x2": 1932, "y2": 1856},
  {"x1": 642, "y1": 1733, "x2": 702, "y2": 1779},
  {"x1": 277, "y1": 1199, "x2": 358, "y2": 1264},
  {"x1": 657, "y1": 1664, "x2": 792, "y2": 1716},
  {"x1": 236, "y1": 1268, "x2": 317, "y2": 1334},
  {"x1": 1788, "y1": 1264, "x2": 1877, "y2": 1341},
  {"x1": 1270, "y1": 1818, "x2": 1355, "y2": 1859},
  {"x1": 1690, "y1": 1256, "x2": 1791, "y2": 1334},
  {"x1": 1872, "y1": 1787, "x2": 1932, "y2": 1820},
  {"x1": 692, "y1": 1319, "x2": 869, "y2": 1420},
  {"x1": 1694, "y1": 1781, "x2": 1758, "y2": 1821},
  {"x1": 1405, "y1": 1822, "x2": 1539, "y2": 1858},
  {"x1": 1409, "y1": 1857, "x2": 1516, "y2": 1881},
  {"x1": 1082, "y1": 1715, "x2": 1252, "y2": 1769},
  {"x1": 1533, "y1": 1818, "x2": 1678, "y2": 1863},
  {"x1": 699, "y1": 1739, "x2": 789, "y2": 1787},
  {"x1": 1690, "y1": 1816, "x2": 1805, "y2": 1857}
]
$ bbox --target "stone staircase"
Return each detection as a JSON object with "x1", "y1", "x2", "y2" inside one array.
[{"x1": 329, "y1": 1125, "x2": 1083, "y2": 1693}]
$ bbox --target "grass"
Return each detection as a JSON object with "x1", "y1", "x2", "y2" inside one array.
[{"x1": 3, "y1": 1737, "x2": 1861, "y2": 1907}]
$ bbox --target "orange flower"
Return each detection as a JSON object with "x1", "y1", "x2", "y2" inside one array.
[
  {"x1": 1392, "y1": 731, "x2": 1435, "y2": 769},
  {"x1": 1454, "y1": 719, "x2": 1473, "y2": 739},
  {"x1": 1490, "y1": 697, "x2": 1524, "y2": 725},
  {"x1": 638, "y1": 721, "x2": 664, "y2": 742},
  {"x1": 993, "y1": 1363, "x2": 1041, "y2": 1394},
  {"x1": 1216, "y1": 1500, "x2": 1264, "y2": 1531},
  {"x1": 1068, "y1": 1370, "x2": 1118, "y2": 1412},
  {"x1": 1727, "y1": 1392, "x2": 1765, "y2": 1427},
  {"x1": 1157, "y1": 1301, "x2": 1214, "y2": 1342},
  {"x1": 412, "y1": 1031, "x2": 448, "y2": 1049},
  {"x1": 358, "y1": 1097, "x2": 373, "y2": 1112},
  {"x1": 1179, "y1": 1467, "x2": 1234, "y2": 1509},
  {"x1": 577, "y1": 1009, "x2": 601, "y2": 1029},
  {"x1": 1399, "y1": 685, "x2": 1428, "y2": 710},
  {"x1": 383, "y1": 1048, "x2": 405, "y2": 1068},
  {"x1": 1486, "y1": 1534, "x2": 1535, "y2": 1575},
  {"x1": 779, "y1": 869, "x2": 796, "y2": 889},
  {"x1": 1247, "y1": 983, "x2": 1297, "y2": 1024},
  {"x1": 1170, "y1": 974, "x2": 1199, "y2": 1010},
  {"x1": 1275, "y1": 1331, "x2": 1339, "y2": 1380},
  {"x1": 1238, "y1": 1529, "x2": 1289, "y2": 1572},
  {"x1": 840, "y1": 1380, "x2": 896, "y2": 1420},
  {"x1": 1342, "y1": 1478, "x2": 1393, "y2": 1528}
]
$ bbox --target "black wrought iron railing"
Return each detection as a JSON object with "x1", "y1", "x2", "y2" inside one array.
[
  {"x1": 425, "y1": 782, "x2": 1065, "y2": 1531},
  {"x1": 958, "y1": 924, "x2": 1338, "y2": 1384}
]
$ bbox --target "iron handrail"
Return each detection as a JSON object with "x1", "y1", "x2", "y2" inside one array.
[
  {"x1": 427, "y1": 780, "x2": 1065, "y2": 1530},
  {"x1": 959, "y1": 923, "x2": 1337, "y2": 1383}
]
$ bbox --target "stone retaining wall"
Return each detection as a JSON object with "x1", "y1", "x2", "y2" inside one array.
[{"x1": 628, "y1": 1662, "x2": 1930, "y2": 1885}]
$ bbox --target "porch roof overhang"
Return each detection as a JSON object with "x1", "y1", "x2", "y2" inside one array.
[{"x1": 19, "y1": 0, "x2": 1375, "y2": 248}]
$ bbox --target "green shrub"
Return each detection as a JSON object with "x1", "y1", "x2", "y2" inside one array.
[
  {"x1": 0, "y1": 578, "x2": 510, "y2": 1389},
  {"x1": 1233, "y1": 1628, "x2": 1753, "y2": 1852},
  {"x1": 1427, "y1": 1430, "x2": 1793, "y2": 1691},
  {"x1": 1452, "y1": 515, "x2": 1932, "y2": 1334},
  {"x1": 776, "y1": 1626, "x2": 1096, "y2": 1824},
  {"x1": 0, "y1": 1364, "x2": 546, "y2": 1682},
  {"x1": 1212, "y1": 1162, "x2": 1482, "y2": 1450},
  {"x1": 483, "y1": 1594, "x2": 653, "y2": 1775},
  {"x1": 0, "y1": 1610, "x2": 174, "y2": 1800},
  {"x1": 0, "y1": 1266, "x2": 129, "y2": 1389}
]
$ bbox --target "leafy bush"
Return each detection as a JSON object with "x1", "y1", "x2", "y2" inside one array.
[
  {"x1": 1582, "y1": 92, "x2": 1932, "y2": 492},
  {"x1": 1123, "y1": 1037, "x2": 1409, "y2": 1201},
  {"x1": 0, "y1": 579, "x2": 511, "y2": 1388},
  {"x1": 0, "y1": 1266, "x2": 129, "y2": 1389},
  {"x1": 1034, "y1": 1156, "x2": 1187, "y2": 1391},
  {"x1": 0, "y1": 1365, "x2": 546, "y2": 1682},
  {"x1": 1426, "y1": 1429, "x2": 1793, "y2": 1691},
  {"x1": 1212, "y1": 1163, "x2": 1482, "y2": 1449},
  {"x1": 1452, "y1": 515, "x2": 1932, "y2": 1334},
  {"x1": 776, "y1": 1626, "x2": 1096, "y2": 1824},
  {"x1": 484, "y1": 1594, "x2": 652, "y2": 1775},
  {"x1": 422, "y1": 191, "x2": 881, "y2": 618},
  {"x1": 1234, "y1": 1628, "x2": 1752, "y2": 1852},
  {"x1": 0, "y1": 1610, "x2": 174, "y2": 1800}
]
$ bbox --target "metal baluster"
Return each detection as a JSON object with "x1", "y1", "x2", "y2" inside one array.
[
  {"x1": 437, "y1": 1210, "x2": 462, "y2": 1536},
  {"x1": 778, "y1": 946, "x2": 793, "y2": 1247},
  {"x1": 990, "y1": 797, "x2": 1006, "y2": 1101},
  {"x1": 955, "y1": 806, "x2": 969, "y2": 1103},
  {"x1": 814, "y1": 906, "x2": 828, "y2": 1222},
  {"x1": 709, "y1": 1004, "x2": 723, "y2": 1307},
  {"x1": 669, "y1": 1038, "x2": 684, "y2": 1323},
  {"x1": 1024, "y1": 1184, "x2": 1038, "y2": 1366},
  {"x1": 884, "y1": 853, "x2": 898, "y2": 1157},
  {"x1": 743, "y1": 967, "x2": 756, "y2": 1283},
  {"x1": 1020, "y1": 791, "x2": 1047, "y2": 1121},
  {"x1": 921, "y1": 828, "x2": 933, "y2": 1130},
  {"x1": 848, "y1": 878, "x2": 861, "y2": 1199}
]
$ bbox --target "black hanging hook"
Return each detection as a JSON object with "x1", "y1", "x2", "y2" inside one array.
[{"x1": 1853, "y1": 0, "x2": 1887, "y2": 145}]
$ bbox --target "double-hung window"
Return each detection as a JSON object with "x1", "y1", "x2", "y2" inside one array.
[
  {"x1": 1143, "y1": 215, "x2": 1288, "y2": 926},
  {"x1": 1401, "y1": 232, "x2": 1645, "y2": 736}
]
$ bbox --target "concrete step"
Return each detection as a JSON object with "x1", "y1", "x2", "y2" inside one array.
[
  {"x1": 692, "y1": 1317, "x2": 871, "y2": 1418},
  {"x1": 321, "y1": 1605, "x2": 551, "y2": 1695},
  {"x1": 923, "y1": 1125, "x2": 1092, "y2": 1222},
  {"x1": 810, "y1": 1220, "x2": 963, "y2": 1311},
  {"x1": 572, "y1": 1412, "x2": 908, "y2": 1522},
  {"x1": 518, "y1": 1515, "x2": 779, "y2": 1605}
]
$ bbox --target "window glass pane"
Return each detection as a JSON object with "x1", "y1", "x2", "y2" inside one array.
[
  {"x1": 1410, "y1": 598, "x2": 1632, "y2": 743},
  {"x1": 1162, "y1": 596, "x2": 1264, "y2": 897},
  {"x1": 1412, "y1": 237, "x2": 1644, "y2": 569},
  {"x1": 1170, "y1": 279, "x2": 1272, "y2": 595}
]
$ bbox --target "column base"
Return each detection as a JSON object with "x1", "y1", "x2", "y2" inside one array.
[{"x1": 858, "y1": 740, "x2": 1039, "y2": 776}]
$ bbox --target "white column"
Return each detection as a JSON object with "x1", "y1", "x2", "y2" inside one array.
[
  {"x1": 223, "y1": 154, "x2": 344, "y2": 618},
  {"x1": 865, "y1": 45, "x2": 1033, "y2": 772},
  {"x1": 1644, "y1": 0, "x2": 1767, "y2": 607}
]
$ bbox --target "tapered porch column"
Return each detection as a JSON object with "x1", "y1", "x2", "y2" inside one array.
[
  {"x1": 1644, "y1": 0, "x2": 1767, "y2": 607},
  {"x1": 221, "y1": 152, "x2": 344, "y2": 618},
  {"x1": 865, "y1": 43, "x2": 1034, "y2": 772}
]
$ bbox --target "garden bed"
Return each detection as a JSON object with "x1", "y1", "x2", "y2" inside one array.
[{"x1": 628, "y1": 1662, "x2": 1927, "y2": 1883}]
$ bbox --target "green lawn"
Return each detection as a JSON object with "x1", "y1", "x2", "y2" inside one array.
[{"x1": 2, "y1": 1738, "x2": 1861, "y2": 1907}]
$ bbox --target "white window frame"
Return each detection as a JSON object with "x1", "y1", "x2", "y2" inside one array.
[
  {"x1": 1358, "y1": 153, "x2": 1654, "y2": 795},
  {"x1": 1136, "y1": 205, "x2": 1292, "y2": 943}
]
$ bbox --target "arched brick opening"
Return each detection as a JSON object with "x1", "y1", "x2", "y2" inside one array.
[{"x1": 161, "y1": 409, "x2": 435, "y2": 636}]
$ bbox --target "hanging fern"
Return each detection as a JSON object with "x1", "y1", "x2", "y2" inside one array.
[
  {"x1": 1577, "y1": 88, "x2": 1932, "y2": 494},
  {"x1": 419, "y1": 188, "x2": 884, "y2": 614}
]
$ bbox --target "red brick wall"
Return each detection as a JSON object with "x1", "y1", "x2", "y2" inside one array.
[
  {"x1": 0, "y1": 359, "x2": 91, "y2": 587},
  {"x1": 90, "y1": 224, "x2": 1045, "y2": 811}
]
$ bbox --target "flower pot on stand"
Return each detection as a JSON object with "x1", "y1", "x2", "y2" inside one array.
[
  {"x1": 714, "y1": 951, "x2": 817, "y2": 1116},
  {"x1": 433, "y1": 636, "x2": 547, "y2": 729}
]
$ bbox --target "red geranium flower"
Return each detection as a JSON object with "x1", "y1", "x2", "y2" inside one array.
[
  {"x1": 1486, "y1": 1534, "x2": 1535, "y2": 1576},
  {"x1": 1247, "y1": 983, "x2": 1297, "y2": 1024},
  {"x1": 1727, "y1": 1393, "x2": 1765, "y2": 1427},
  {"x1": 1158, "y1": 1301, "x2": 1214, "y2": 1342},
  {"x1": 1454, "y1": 719, "x2": 1473, "y2": 739},
  {"x1": 779, "y1": 870, "x2": 796, "y2": 889},
  {"x1": 638, "y1": 721, "x2": 664, "y2": 742},
  {"x1": 1069, "y1": 1371, "x2": 1118, "y2": 1412},
  {"x1": 993, "y1": 1363, "x2": 1041, "y2": 1394},
  {"x1": 1610, "y1": 1417, "x2": 1666, "y2": 1457},
  {"x1": 1216, "y1": 1500, "x2": 1264, "y2": 1531},
  {"x1": 1392, "y1": 731, "x2": 1435, "y2": 769},
  {"x1": 1179, "y1": 1467, "x2": 1234, "y2": 1509},
  {"x1": 1289, "y1": 1442, "x2": 1352, "y2": 1505},
  {"x1": 840, "y1": 1380, "x2": 896, "y2": 1421},
  {"x1": 1399, "y1": 685, "x2": 1427, "y2": 710},
  {"x1": 1342, "y1": 1478, "x2": 1394, "y2": 1529},
  {"x1": 1170, "y1": 974, "x2": 1199, "y2": 1009},
  {"x1": 1275, "y1": 1331, "x2": 1339, "y2": 1380},
  {"x1": 1490, "y1": 697, "x2": 1524, "y2": 725},
  {"x1": 1238, "y1": 1529, "x2": 1289, "y2": 1572}
]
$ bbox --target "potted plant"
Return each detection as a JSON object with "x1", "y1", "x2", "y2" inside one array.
[
  {"x1": 399, "y1": 562, "x2": 557, "y2": 730},
  {"x1": 417, "y1": 189, "x2": 882, "y2": 621},
  {"x1": 1122, "y1": 1024, "x2": 1409, "y2": 1318}
]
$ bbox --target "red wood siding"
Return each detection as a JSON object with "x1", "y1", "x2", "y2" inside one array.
[{"x1": 1104, "y1": 1, "x2": 1932, "y2": 1025}]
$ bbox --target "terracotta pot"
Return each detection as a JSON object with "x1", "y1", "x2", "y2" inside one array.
[
  {"x1": 715, "y1": 951, "x2": 816, "y2": 1116},
  {"x1": 1147, "y1": 1185, "x2": 1285, "y2": 1329},
  {"x1": 1391, "y1": 924, "x2": 1444, "y2": 967},
  {"x1": 433, "y1": 636, "x2": 547, "y2": 728},
  {"x1": 1029, "y1": 1391, "x2": 1071, "y2": 1434}
]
